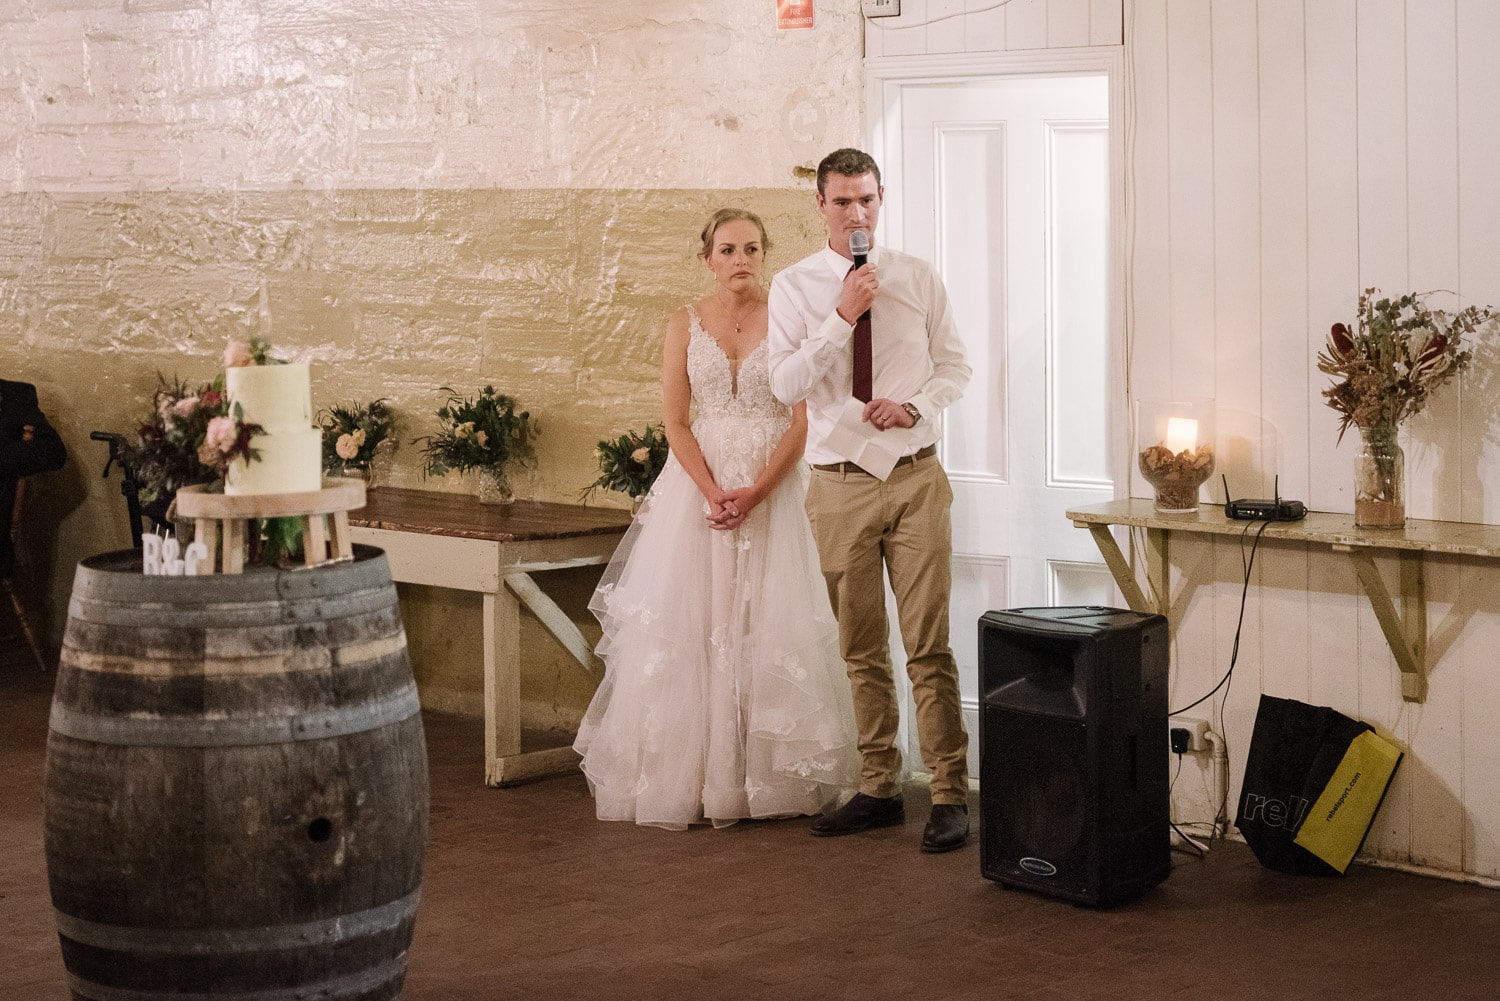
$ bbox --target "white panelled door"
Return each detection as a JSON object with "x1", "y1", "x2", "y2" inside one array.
[{"x1": 890, "y1": 74, "x2": 1116, "y2": 774}]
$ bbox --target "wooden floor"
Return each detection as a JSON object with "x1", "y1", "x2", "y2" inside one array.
[{"x1": 4, "y1": 641, "x2": 1500, "y2": 1000}]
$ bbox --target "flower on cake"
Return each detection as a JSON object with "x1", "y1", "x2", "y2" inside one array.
[
  {"x1": 224, "y1": 340, "x2": 255, "y2": 368},
  {"x1": 223, "y1": 336, "x2": 281, "y2": 369},
  {"x1": 205, "y1": 415, "x2": 239, "y2": 453},
  {"x1": 319, "y1": 399, "x2": 395, "y2": 475},
  {"x1": 414, "y1": 386, "x2": 535, "y2": 480},
  {"x1": 583, "y1": 423, "x2": 670, "y2": 501}
]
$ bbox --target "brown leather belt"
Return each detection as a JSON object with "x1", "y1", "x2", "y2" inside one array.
[{"x1": 812, "y1": 444, "x2": 937, "y2": 475}]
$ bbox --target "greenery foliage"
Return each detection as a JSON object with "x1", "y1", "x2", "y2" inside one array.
[
  {"x1": 123, "y1": 374, "x2": 262, "y2": 506},
  {"x1": 319, "y1": 398, "x2": 396, "y2": 474},
  {"x1": 583, "y1": 424, "x2": 670, "y2": 500},
  {"x1": 414, "y1": 386, "x2": 536, "y2": 477}
]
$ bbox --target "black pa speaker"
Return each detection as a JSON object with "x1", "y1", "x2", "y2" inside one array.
[{"x1": 978, "y1": 606, "x2": 1170, "y2": 907}]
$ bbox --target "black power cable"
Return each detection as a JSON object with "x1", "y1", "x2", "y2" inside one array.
[
  {"x1": 1165, "y1": 518, "x2": 1274, "y2": 843},
  {"x1": 1169, "y1": 518, "x2": 1273, "y2": 718}
]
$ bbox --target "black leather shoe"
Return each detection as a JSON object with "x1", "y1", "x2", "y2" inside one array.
[
  {"x1": 921, "y1": 803, "x2": 969, "y2": 853},
  {"x1": 810, "y1": 793, "x2": 905, "y2": 837}
]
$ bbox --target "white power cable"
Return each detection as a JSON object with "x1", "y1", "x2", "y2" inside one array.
[
  {"x1": 866, "y1": 0, "x2": 1018, "y2": 31},
  {"x1": 1206, "y1": 728, "x2": 1229, "y2": 836}
]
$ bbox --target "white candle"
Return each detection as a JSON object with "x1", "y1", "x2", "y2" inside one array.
[
  {"x1": 142, "y1": 535, "x2": 161, "y2": 575},
  {"x1": 184, "y1": 542, "x2": 210, "y2": 576},
  {"x1": 1164, "y1": 417, "x2": 1198, "y2": 455}
]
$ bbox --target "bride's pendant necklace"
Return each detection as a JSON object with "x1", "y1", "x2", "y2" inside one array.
[{"x1": 718, "y1": 291, "x2": 761, "y2": 335}]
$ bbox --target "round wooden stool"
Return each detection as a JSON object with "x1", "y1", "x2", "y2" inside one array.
[{"x1": 174, "y1": 478, "x2": 366, "y2": 574}]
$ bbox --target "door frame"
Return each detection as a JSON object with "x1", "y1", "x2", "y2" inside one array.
[{"x1": 865, "y1": 47, "x2": 1129, "y2": 778}]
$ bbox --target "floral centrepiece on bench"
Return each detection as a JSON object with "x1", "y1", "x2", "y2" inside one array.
[
  {"x1": 414, "y1": 386, "x2": 536, "y2": 505},
  {"x1": 319, "y1": 398, "x2": 396, "y2": 488}
]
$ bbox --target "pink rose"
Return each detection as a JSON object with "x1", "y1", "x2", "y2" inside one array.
[
  {"x1": 173, "y1": 396, "x2": 200, "y2": 418},
  {"x1": 223, "y1": 339, "x2": 254, "y2": 368},
  {"x1": 197, "y1": 441, "x2": 220, "y2": 466},
  {"x1": 205, "y1": 416, "x2": 239, "y2": 453},
  {"x1": 335, "y1": 433, "x2": 359, "y2": 460},
  {"x1": 475, "y1": 430, "x2": 488, "y2": 447}
]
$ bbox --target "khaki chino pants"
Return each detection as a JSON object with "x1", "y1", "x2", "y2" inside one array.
[{"x1": 805, "y1": 453, "x2": 969, "y2": 805}]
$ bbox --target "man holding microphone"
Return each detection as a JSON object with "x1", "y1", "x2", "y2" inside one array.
[{"x1": 767, "y1": 148, "x2": 973, "y2": 854}]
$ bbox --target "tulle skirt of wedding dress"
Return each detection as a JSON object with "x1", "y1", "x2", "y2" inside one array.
[{"x1": 574, "y1": 443, "x2": 859, "y2": 830}]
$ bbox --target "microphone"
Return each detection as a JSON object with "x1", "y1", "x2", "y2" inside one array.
[{"x1": 850, "y1": 229, "x2": 870, "y2": 269}]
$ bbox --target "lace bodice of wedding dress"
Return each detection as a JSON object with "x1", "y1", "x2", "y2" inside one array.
[{"x1": 683, "y1": 306, "x2": 789, "y2": 492}]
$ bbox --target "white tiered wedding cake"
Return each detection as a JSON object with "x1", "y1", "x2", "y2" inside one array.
[{"x1": 224, "y1": 363, "x2": 323, "y2": 495}]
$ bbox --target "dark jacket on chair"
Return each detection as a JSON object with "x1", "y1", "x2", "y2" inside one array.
[{"x1": 1, "y1": 380, "x2": 68, "y2": 575}]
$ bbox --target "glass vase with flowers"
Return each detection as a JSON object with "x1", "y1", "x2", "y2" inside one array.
[
  {"x1": 413, "y1": 386, "x2": 536, "y2": 504},
  {"x1": 319, "y1": 399, "x2": 396, "y2": 489},
  {"x1": 1319, "y1": 289, "x2": 1496, "y2": 528}
]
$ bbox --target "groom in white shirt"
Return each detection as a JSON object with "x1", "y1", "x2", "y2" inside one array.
[{"x1": 767, "y1": 148, "x2": 973, "y2": 853}]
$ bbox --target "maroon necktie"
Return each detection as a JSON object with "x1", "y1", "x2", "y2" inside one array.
[{"x1": 849, "y1": 266, "x2": 872, "y2": 403}]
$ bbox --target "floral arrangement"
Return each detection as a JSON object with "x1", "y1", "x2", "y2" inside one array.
[
  {"x1": 1318, "y1": 288, "x2": 1496, "y2": 441},
  {"x1": 319, "y1": 399, "x2": 396, "y2": 474},
  {"x1": 414, "y1": 386, "x2": 536, "y2": 477},
  {"x1": 124, "y1": 374, "x2": 262, "y2": 508},
  {"x1": 583, "y1": 424, "x2": 670, "y2": 501},
  {"x1": 223, "y1": 336, "x2": 282, "y2": 368}
]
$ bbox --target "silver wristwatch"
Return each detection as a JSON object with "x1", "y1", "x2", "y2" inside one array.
[{"x1": 901, "y1": 402, "x2": 922, "y2": 425}]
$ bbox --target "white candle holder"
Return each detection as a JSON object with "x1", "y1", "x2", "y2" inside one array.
[{"x1": 1137, "y1": 399, "x2": 1216, "y2": 513}]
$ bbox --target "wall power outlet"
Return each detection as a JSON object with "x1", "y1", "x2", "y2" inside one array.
[
  {"x1": 863, "y1": 0, "x2": 901, "y2": 17},
  {"x1": 1169, "y1": 715, "x2": 1212, "y2": 753}
]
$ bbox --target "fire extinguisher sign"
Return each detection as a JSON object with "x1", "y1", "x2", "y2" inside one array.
[{"x1": 777, "y1": 0, "x2": 814, "y2": 30}]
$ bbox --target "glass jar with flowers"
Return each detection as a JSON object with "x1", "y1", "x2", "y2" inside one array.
[
  {"x1": 582, "y1": 424, "x2": 671, "y2": 515},
  {"x1": 1319, "y1": 289, "x2": 1496, "y2": 528},
  {"x1": 319, "y1": 399, "x2": 396, "y2": 489},
  {"x1": 413, "y1": 386, "x2": 536, "y2": 504}
]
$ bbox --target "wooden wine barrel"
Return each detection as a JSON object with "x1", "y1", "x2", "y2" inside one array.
[{"x1": 44, "y1": 546, "x2": 428, "y2": 1001}]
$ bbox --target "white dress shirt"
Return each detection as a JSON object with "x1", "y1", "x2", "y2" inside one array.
[{"x1": 767, "y1": 244, "x2": 971, "y2": 465}]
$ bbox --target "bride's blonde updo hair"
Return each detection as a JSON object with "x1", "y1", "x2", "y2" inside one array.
[{"x1": 697, "y1": 208, "x2": 772, "y2": 260}]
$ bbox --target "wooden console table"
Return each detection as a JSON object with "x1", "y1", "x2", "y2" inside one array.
[
  {"x1": 1066, "y1": 499, "x2": 1500, "y2": 704},
  {"x1": 348, "y1": 489, "x2": 631, "y2": 786}
]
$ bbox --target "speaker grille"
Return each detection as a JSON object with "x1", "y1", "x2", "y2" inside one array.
[{"x1": 982, "y1": 707, "x2": 1090, "y2": 879}]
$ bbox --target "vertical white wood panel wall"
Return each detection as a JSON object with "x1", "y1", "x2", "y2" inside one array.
[
  {"x1": 867, "y1": 0, "x2": 1500, "y2": 881},
  {"x1": 1126, "y1": 0, "x2": 1500, "y2": 882}
]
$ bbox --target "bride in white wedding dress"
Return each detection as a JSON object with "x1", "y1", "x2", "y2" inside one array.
[{"x1": 574, "y1": 209, "x2": 859, "y2": 830}]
